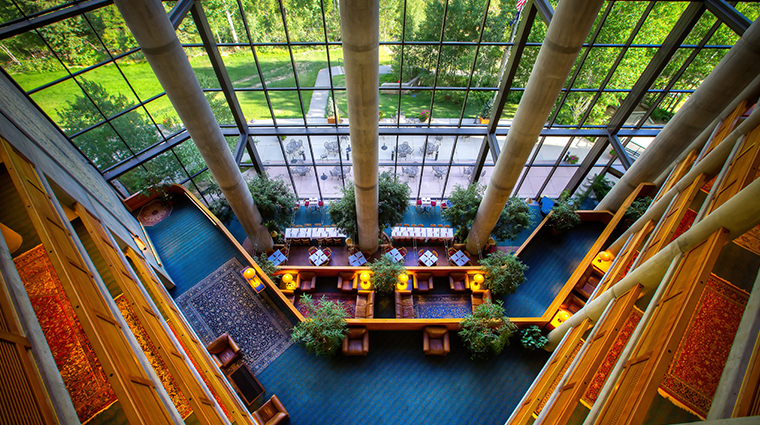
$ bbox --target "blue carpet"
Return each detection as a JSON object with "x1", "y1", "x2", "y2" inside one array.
[
  {"x1": 257, "y1": 330, "x2": 550, "y2": 425},
  {"x1": 176, "y1": 258, "x2": 293, "y2": 375},
  {"x1": 141, "y1": 198, "x2": 246, "y2": 298},
  {"x1": 501, "y1": 222, "x2": 605, "y2": 317},
  {"x1": 414, "y1": 294, "x2": 471, "y2": 318}
]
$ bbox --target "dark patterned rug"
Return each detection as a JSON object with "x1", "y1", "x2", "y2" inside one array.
[
  {"x1": 414, "y1": 294, "x2": 471, "y2": 318},
  {"x1": 176, "y1": 258, "x2": 293, "y2": 375}
]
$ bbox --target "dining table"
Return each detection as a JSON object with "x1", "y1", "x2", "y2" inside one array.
[
  {"x1": 450, "y1": 250, "x2": 470, "y2": 266},
  {"x1": 385, "y1": 248, "x2": 404, "y2": 263},
  {"x1": 267, "y1": 250, "x2": 288, "y2": 266},
  {"x1": 348, "y1": 251, "x2": 367, "y2": 266},
  {"x1": 309, "y1": 249, "x2": 329, "y2": 266},
  {"x1": 419, "y1": 250, "x2": 437, "y2": 267}
]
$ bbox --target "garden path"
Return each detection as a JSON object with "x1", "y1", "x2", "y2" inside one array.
[{"x1": 306, "y1": 65, "x2": 393, "y2": 119}]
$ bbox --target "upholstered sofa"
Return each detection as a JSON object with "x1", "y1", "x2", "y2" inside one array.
[
  {"x1": 206, "y1": 333, "x2": 242, "y2": 369},
  {"x1": 252, "y1": 394, "x2": 289, "y2": 425},
  {"x1": 395, "y1": 290, "x2": 415, "y2": 319},
  {"x1": 423, "y1": 326, "x2": 450, "y2": 356},
  {"x1": 342, "y1": 327, "x2": 369, "y2": 356},
  {"x1": 297, "y1": 271, "x2": 316, "y2": 291}
]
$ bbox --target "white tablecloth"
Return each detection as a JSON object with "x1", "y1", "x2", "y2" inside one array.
[
  {"x1": 348, "y1": 252, "x2": 367, "y2": 266},
  {"x1": 391, "y1": 226, "x2": 453, "y2": 242},
  {"x1": 285, "y1": 227, "x2": 346, "y2": 240},
  {"x1": 267, "y1": 250, "x2": 287, "y2": 266},
  {"x1": 385, "y1": 248, "x2": 404, "y2": 263},
  {"x1": 309, "y1": 250, "x2": 329, "y2": 266},
  {"x1": 450, "y1": 250, "x2": 469, "y2": 266},
  {"x1": 419, "y1": 250, "x2": 437, "y2": 267}
]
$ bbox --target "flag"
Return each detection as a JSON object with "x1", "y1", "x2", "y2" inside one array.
[{"x1": 516, "y1": 0, "x2": 527, "y2": 12}]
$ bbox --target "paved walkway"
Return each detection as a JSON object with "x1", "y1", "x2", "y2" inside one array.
[{"x1": 306, "y1": 65, "x2": 393, "y2": 118}]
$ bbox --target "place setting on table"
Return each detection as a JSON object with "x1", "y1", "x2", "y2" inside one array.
[
  {"x1": 384, "y1": 247, "x2": 405, "y2": 263},
  {"x1": 308, "y1": 246, "x2": 331, "y2": 266},
  {"x1": 449, "y1": 249, "x2": 471, "y2": 266},
  {"x1": 267, "y1": 249, "x2": 288, "y2": 266},
  {"x1": 418, "y1": 249, "x2": 438, "y2": 267},
  {"x1": 348, "y1": 250, "x2": 367, "y2": 267}
]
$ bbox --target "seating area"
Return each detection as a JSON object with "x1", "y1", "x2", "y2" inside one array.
[
  {"x1": 206, "y1": 333, "x2": 242, "y2": 369},
  {"x1": 343, "y1": 327, "x2": 370, "y2": 356},
  {"x1": 253, "y1": 394, "x2": 289, "y2": 425},
  {"x1": 423, "y1": 326, "x2": 451, "y2": 356}
]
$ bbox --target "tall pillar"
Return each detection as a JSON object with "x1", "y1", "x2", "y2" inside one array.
[
  {"x1": 598, "y1": 19, "x2": 760, "y2": 212},
  {"x1": 465, "y1": 0, "x2": 604, "y2": 254},
  {"x1": 113, "y1": 0, "x2": 272, "y2": 253},
  {"x1": 339, "y1": 0, "x2": 380, "y2": 253}
]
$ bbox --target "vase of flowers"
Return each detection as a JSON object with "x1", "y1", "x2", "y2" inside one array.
[{"x1": 419, "y1": 109, "x2": 430, "y2": 122}]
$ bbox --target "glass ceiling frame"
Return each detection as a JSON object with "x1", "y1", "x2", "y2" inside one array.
[{"x1": 0, "y1": 0, "x2": 754, "y2": 204}]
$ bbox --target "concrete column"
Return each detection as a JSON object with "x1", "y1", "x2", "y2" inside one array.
[
  {"x1": 113, "y1": 0, "x2": 272, "y2": 253},
  {"x1": 548, "y1": 175, "x2": 760, "y2": 346},
  {"x1": 339, "y1": 0, "x2": 380, "y2": 253},
  {"x1": 599, "y1": 19, "x2": 760, "y2": 212},
  {"x1": 466, "y1": 0, "x2": 604, "y2": 254}
]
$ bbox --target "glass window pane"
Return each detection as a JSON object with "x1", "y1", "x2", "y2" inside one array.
[
  {"x1": 71, "y1": 123, "x2": 132, "y2": 170},
  {"x1": 238, "y1": 91, "x2": 273, "y2": 122},
  {"x1": 224, "y1": 51, "x2": 262, "y2": 89},
  {"x1": 38, "y1": 16, "x2": 109, "y2": 69},
  {"x1": 143, "y1": 95, "x2": 183, "y2": 136},
  {"x1": 117, "y1": 52, "x2": 164, "y2": 101},
  {"x1": 241, "y1": 0, "x2": 287, "y2": 43},
  {"x1": 117, "y1": 150, "x2": 189, "y2": 195},
  {"x1": 85, "y1": 4, "x2": 140, "y2": 56},
  {"x1": 77, "y1": 63, "x2": 140, "y2": 115},
  {"x1": 111, "y1": 108, "x2": 162, "y2": 153},
  {"x1": 29, "y1": 78, "x2": 93, "y2": 134},
  {"x1": 4, "y1": 31, "x2": 69, "y2": 91}
]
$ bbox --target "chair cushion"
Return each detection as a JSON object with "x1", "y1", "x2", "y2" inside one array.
[
  {"x1": 348, "y1": 328, "x2": 366, "y2": 338},
  {"x1": 348, "y1": 339, "x2": 364, "y2": 352},
  {"x1": 427, "y1": 327, "x2": 448, "y2": 338},
  {"x1": 217, "y1": 350, "x2": 236, "y2": 365},
  {"x1": 429, "y1": 339, "x2": 444, "y2": 352}
]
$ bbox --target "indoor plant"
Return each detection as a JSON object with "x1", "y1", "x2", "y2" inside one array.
[
  {"x1": 520, "y1": 325, "x2": 548, "y2": 351},
  {"x1": 442, "y1": 184, "x2": 532, "y2": 245},
  {"x1": 290, "y1": 294, "x2": 348, "y2": 357},
  {"x1": 549, "y1": 191, "x2": 581, "y2": 234},
  {"x1": 479, "y1": 98, "x2": 493, "y2": 124},
  {"x1": 369, "y1": 255, "x2": 407, "y2": 296},
  {"x1": 479, "y1": 251, "x2": 528, "y2": 296},
  {"x1": 328, "y1": 171, "x2": 410, "y2": 242},
  {"x1": 622, "y1": 196, "x2": 652, "y2": 229},
  {"x1": 459, "y1": 300, "x2": 517, "y2": 360}
]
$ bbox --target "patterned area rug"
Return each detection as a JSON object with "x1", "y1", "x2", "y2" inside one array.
[
  {"x1": 295, "y1": 293, "x2": 356, "y2": 318},
  {"x1": 115, "y1": 296, "x2": 192, "y2": 418},
  {"x1": 138, "y1": 199, "x2": 172, "y2": 227},
  {"x1": 414, "y1": 294, "x2": 470, "y2": 318},
  {"x1": 733, "y1": 225, "x2": 760, "y2": 256},
  {"x1": 670, "y1": 209, "x2": 697, "y2": 242},
  {"x1": 659, "y1": 275, "x2": 749, "y2": 418},
  {"x1": 582, "y1": 308, "x2": 642, "y2": 404},
  {"x1": 13, "y1": 245, "x2": 117, "y2": 422},
  {"x1": 176, "y1": 258, "x2": 293, "y2": 375}
]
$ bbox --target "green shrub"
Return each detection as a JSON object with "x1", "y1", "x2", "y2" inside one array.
[
  {"x1": 549, "y1": 191, "x2": 581, "y2": 233},
  {"x1": 291, "y1": 294, "x2": 348, "y2": 357},
  {"x1": 480, "y1": 251, "x2": 528, "y2": 296},
  {"x1": 369, "y1": 255, "x2": 406, "y2": 296},
  {"x1": 459, "y1": 301, "x2": 517, "y2": 360},
  {"x1": 520, "y1": 325, "x2": 548, "y2": 351}
]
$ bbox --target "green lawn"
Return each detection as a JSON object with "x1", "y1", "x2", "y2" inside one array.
[{"x1": 11, "y1": 45, "x2": 514, "y2": 124}]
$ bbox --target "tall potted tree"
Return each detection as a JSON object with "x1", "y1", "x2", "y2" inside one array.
[
  {"x1": 479, "y1": 251, "x2": 528, "y2": 296},
  {"x1": 459, "y1": 301, "x2": 517, "y2": 360},
  {"x1": 291, "y1": 294, "x2": 348, "y2": 357},
  {"x1": 549, "y1": 191, "x2": 581, "y2": 235},
  {"x1": 325, "y1": 96, "x2": 339, "y2": 124},
  {"x1": 442, "y1": 184, "x2": 532, "y2": 246},
  {"x1": 369, "y1": 255, "x2": 406, "y2": 296},
  {"x1": 328, "y1": 172, "x2": 410, "y2": 243}
]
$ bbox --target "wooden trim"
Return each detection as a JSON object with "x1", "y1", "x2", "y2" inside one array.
[
  {"x1": 0, "y1": 140, "x2": 175, "y2": 425},
  {"x1": 124, "y1": 247, "x2": 257, "y2": 425},
  {"x1": 76, "y1": 204, "x2": 231, "y2": 425}
]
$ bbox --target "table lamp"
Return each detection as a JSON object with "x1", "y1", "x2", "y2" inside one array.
[
  {"x1": 472, "y1": 273, "x2": 484, "y2": 290},
  {"x1": 243, "y1": 268, "x2": 256, "y2": 280},
  {"x1": 360, "y1": 272, "x2": 371, "y2": 289},
  {"x1": 599, "y1": 251, "x2": 613, "y2": 262}
]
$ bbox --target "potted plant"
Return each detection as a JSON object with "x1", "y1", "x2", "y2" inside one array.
[
  {"x1": 441, "y1": 184, "x2": 532, "y2": 245},
  {"x1": 479, "y1": 251, "x2": 528, "y2": 296},
  {"x1": 459, "y1": 300, "x2": 517, "y2": 360},
  {"x1": 520, "y1": 325, "x2": 548, "y2": 350},
  {"x1": 369, "y1": 255, "x2": 406, "y2": 296},
  {"x1": 479, "y1": 98, "x2": 493, "y2": 124},
  {"x1": 325, "y1": 96, "x2": 339, "y2": 124},
  {"x1": 549, "y1": 191, "x2": 581, "y2": 234},
  {"x1": 419, "y1": 109, "x2": 430, "y2": 122},
  {"x1": 622, "y1": 196, "x2": 652, "y2": 229},
  {"x1": 328, "y1": 172, "x2": 410, "y2": 243},
  {"x1": 256, "y1": 252, "x2": 280, "y2": 285},
  {"x1": 291, "y1": 294, "x2": 348, "y2": 357},
  {"x1": 563, "y1": 153, "x2": 579, "y2": 164},
  {"x1": 248, "y1": 175, "x2": 297, "y2": 237}
]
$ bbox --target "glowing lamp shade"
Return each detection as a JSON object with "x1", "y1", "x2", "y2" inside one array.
[
  {"x1": 397, "y1": 281, "x2": 407, "y2": 290},
  {"x1": 599, "y1": 251, "x2": 613, "y2": 262},
  {"x1": 243, "y1": 268, "x2": 256, "y2": 280},
  {"x1": 287, "y1": 281, "x2": 298, "y2": 290},
  {"x1": 398, "y1": 273, "x2": 409, "y2": 283},
  {"x1": 558, "y1": 311, "x2": 571, "y2": 323},
  {"x1": 473, "y1": 274, "x2": 485, "y2": 284},
  {"x1": 360, "y1": 272, "x2": 371, "y2": 282},
  {"x1": 270, "y1": 231, "x2": 278, "y2": 238},
  {"x1": 282, "y1": 273, "x2": 294, "y2": 284}
]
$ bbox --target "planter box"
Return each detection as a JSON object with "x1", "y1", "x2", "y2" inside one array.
[
  {"x1": 327, "y1": 117, "x2": 338, "y2": 124},
  {"x1": 479, "y1": 117, "x2": 490, "y2": 124}
]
